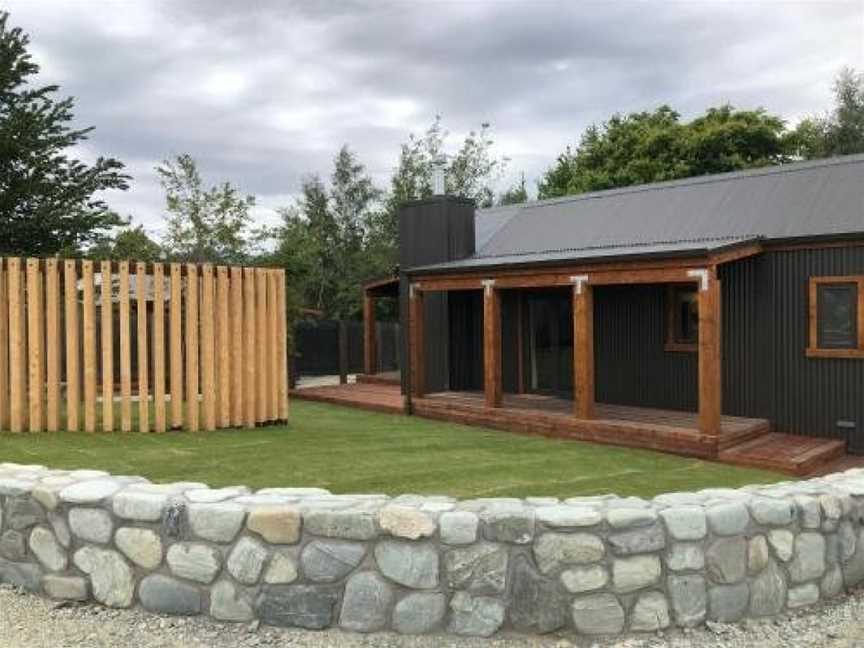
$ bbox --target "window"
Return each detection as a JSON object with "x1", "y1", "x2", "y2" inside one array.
[
  {"x1": 808, "y1": 276, "x2": 864, "y2": 358},
  {"x1": 666, "y1": 285, "x2": 699, "y2": 352}
]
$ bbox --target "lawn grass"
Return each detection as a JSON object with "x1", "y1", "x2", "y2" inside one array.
[{"x1": 0, "y1": 400, "x2": 787, "y2": 499}]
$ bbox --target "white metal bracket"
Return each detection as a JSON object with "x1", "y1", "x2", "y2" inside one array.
[
  {"x1": 481, "y1": 278, "x2": 496, "y2": 297},
  {"x1": 409, "y1": 282, "x2": 420, "y2": 299},
  {"x1": 686, "y1": 269, "x2": 710, "y2": 292},
  {"x1": 570, "y1": 275, "x2": 589, "y2": 295}
]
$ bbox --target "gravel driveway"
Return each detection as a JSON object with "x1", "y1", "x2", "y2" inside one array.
[{"x1": 2, "y1": 582, "x2": 863, "y2": 648}]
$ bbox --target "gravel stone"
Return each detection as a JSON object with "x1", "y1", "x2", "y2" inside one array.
[
  {"x1": 42, "y1": 575, "x2": 88, "y2": 601},
  {"x1": 788, "y1": 583, "x2": 820, "y2": 608},
  {"x1": 0, "y1": 557, "x2": 42, "y2": 590},
  {"x1": 68, "y1": 507, "x2": 113, "y2": 544}
]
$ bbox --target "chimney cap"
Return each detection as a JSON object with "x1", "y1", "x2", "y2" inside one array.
[{"x1": 432, "y1": 155, "x2": 447, "y2": 195}]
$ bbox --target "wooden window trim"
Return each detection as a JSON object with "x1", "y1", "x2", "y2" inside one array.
[
  {"x1": 807, "y1": 276, "x2": 864, "y2": 359},
  {"x1": 665, "y1": 285, "x2": 698, "y2": 353}
]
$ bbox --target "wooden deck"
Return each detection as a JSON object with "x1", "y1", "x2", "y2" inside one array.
[
  {"x1": 293, "y1": 382, "x2": 849, "y2": 475},
  {"x1": 356, "y1": 371, "x2": 401, "y2": 386}
]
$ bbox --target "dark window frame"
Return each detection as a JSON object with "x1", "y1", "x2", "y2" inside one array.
[
  {"x1": 807, "y1": 276, "x2": 864, "y2": 359},
  {"x1": 665, "y1": 284, "x2": 699, "y2": 353}
]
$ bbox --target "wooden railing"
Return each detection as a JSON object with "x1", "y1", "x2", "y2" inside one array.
[{"x1": 0, "y1": 257, "x2": 288, "y2": 433}]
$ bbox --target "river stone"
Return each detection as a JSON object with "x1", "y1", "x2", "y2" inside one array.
[
  {"x1": 822, "y1": 564, "x2": 844, "y2": 598},
  {"x1": 0, "y1": 478, "x2": 34, "y2": 497},
  {"x1": 533, "y1": 533, "x2": 604, "y2": 574},
  {"x1": 842, "y1": 529, "x2": 864, "y2": 587},
  {"x1": 749, "y1": 497, "x2": 795, "y2": 526},
  {"x1": 560, "y1": 564, "x2": 609, "y2": 593},
  {"x1": 393, "y1": 593, "x2": 446, "y2": 634},
  {"x1": 509, "y1": 556, "x2": 566, "y2": 633},
  {"x1": 256, "y1": 585, "x2": 339, "y2": 630},
  {"x1": 43, "y1": 575, "x2": 88, "y2": 600},
  {"x1": 482, "y1": 508, "x2": 535, "y2": 544},
  {"x1": 68, "y1": 508, "x2": 113, "y2": 544},
  {"x1": 59, "y1": 479, "x2": 122, "y2": 504},
  {"x1": 750, "y1": 561, "x2": 786, "y2": 616},
  {"x1": 166, "y1": 543, "x2": 221, "y2": 584},
  {"x1": 375, "y1": 541, "x2": 439, "y2": 588},
  {"x1": 31, "y1": 484, "x2": 65, "y2": 511},
  {"x1": 448, "y1": 592, "x2": 505, "y2": 637},
  {"x1": 245, "y1": 505, "x2": 301, "y2": 544},
  {"x1": 821, "y1": 494, "x2": 842, "y2": 530},
  {"x1": 186, "y1": 487, "x2": 249, "y2": 503},
  {"x1": 440, "y1": 511, "x2": 478, "y2": 545},
  {"x1": 708, "y1": 583, "x2": 749, "y2": 622},
  {"x1": 788, "y1": 583, "x2": 820, "y2": 608},
  {"x1": 706, "y1": 537, "x2": 747, "y2": 584},
  {"x1": 795, "y1": 495, "x2": 821, "y2": 529},
  {"x1": 666, "y1": 542, "x2": 705, "y2": 571},
  {"x1": 301, "y1": 540, "x2": 365, "y2": 582},
  {"x1": 768, "y1": 529, "x2": 794, "y2": 562},
  {"x1": 0, "y1": 557, "x2": 42, "y2": 591},
  {"x1": 111, "y1": 491, "x2": 168, "y2": 521},
  {"x1": 631, "y1": 591, "x2": 670, "y2": 631},
  {"x1": 29, "y1": 527, "x2": 67, "y2": 571},
  {"x1": 227, "y1": 536, "x2": 268, "y2": 584},
  {"x1": 6, "y1": 497, "x2": 44, "y2": 530},
  {"x1": 188, "y1": 503, "x2": 245, "y2": 543},
  {"x1": 378, "y1": 506, "x2": 436, "y2": 540},
  {"x1": 668, "y1": 574, "x2": 706, "y2": 627},
  {"x1": 73, "y1": 546, "x2": 134, "y2": 608},
  {"x1": 303, "y1": 510, "x2": 377, "y2": 540},
  {"x1": 608, "y1": 523, "x2": 665, "y2": 556},
  {"x1": 606, "y1": 507, "x2": 657, "y2": 529},
  {"x1": 707, "y1": 502, "x2": 750, "y2": 536},
  {"x1": 210, "y1": 580, "x2": 254, "y2": 622},
  {"x1": 660, "y1": 506, "x2": 706, "y2": 540},
  {"x1": 339, "y1": 572, "x2": 393, "y2": 632},
  {"x1": 613, "y1": 555, "x2": 661, "y2": 593},
  {"x1": 444, "y1": 543, "x2": 507, "y2": 594},
  {"x1": 114, "y1": 527, "x2": 162, "y2": 569},
  {"x1": 839, "y1": 522, "x2": 857, "y2": 561},
  {"x1": 138, "y1": 574, "x2": 201, "y2": 616},
  {"x1": 789, "y1": 533, "x2": 826, "y2": 583},
  {"x1": 571, "y1": 593, "x2": 625, "y2": 635},
  {"x1": 48, "y1": 512, "x2": 70, "y2": 548},
  {"x1": 264, "y1": 550, "x2": 298, "y2": 584},
  {"x1": 0, "y1": 530, "x2": 26, "y2": 560},
  {"x1": 749, "y1": 535, "x2": 770, "y2": 574}
]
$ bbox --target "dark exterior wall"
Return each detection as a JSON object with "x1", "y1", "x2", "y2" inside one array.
[{"x1": 448, "y1": 291, "x2": 483, "y2": 391}]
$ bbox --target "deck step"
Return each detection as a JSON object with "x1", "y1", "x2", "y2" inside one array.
[{"x1": 719, "y1": 433, "x2": 847, "y2": 476}]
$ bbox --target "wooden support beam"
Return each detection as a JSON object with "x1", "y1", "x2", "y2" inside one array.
[
  {"x1": 482, "y1": 280, "x2": 502, "y2": 408},
  {"x1": 409, "y1": 284, "x2": 425, "y2": 398},
  {"x1": 338, "y1": 320, "x2": 348, "y2": 385},
  {"x1": 698, "y1": 272, "x2": 722, "y2": 438},
  {"x1": 573, "y1": 279, "x2": 595, "y2": 419},
  {"x1": 0, "y1": 260, "x2": 7, "y2": 431},
  {"x1": 363, "y1": 294, "x2": 377, "y2": 376}
]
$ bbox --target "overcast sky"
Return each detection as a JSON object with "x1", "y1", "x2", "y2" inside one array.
[{"x1": 5, "y1": 0, "x2": 863, "y2": 238}]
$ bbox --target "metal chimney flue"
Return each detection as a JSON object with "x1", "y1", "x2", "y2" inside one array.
[{"x1": 432, "y1": 155, "x2": 447, "y2": 195}]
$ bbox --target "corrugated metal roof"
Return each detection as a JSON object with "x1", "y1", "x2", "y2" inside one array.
[{"x1": 419, "y1": 154, "x2": 864, "y2": 274}]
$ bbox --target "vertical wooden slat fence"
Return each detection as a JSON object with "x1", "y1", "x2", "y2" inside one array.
[{"x1": 0, "y1": 257, "x2": 288, "y2": 433}]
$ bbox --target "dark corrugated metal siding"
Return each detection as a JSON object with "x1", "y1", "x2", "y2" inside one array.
[{"x1": 448, "y1": 291, "x2": 483, "y2": 391}]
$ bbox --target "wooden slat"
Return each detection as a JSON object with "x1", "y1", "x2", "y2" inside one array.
[
  {"x1": 118, "y1": 261, "x2": 132, "y2": 432},
  {"x1": 45, "y1": 259, "x2": 60, "y2": 431},
  {"x1": 152, "y1": 263, "x2": 166, "y2": 433},
  {"x1": 216, "y1": 266, "x2": 230, "y2": 427},
  {"x1": 256, "y1": 268, "x2": 268, "y2": 422},
  {"x1": 698, "y1": 275, "x2": 722, "y2": 439},
  {"x1": 409, "y1": 286, "x2": 425, "y2": 398},
  {"x1": 7, "y1": 258, "x2": 25, "y2": 432},
  {"x1": 230, "y1": 266, "x2": 244, "y2": 426},
  {"x1": 185, "y1": 264, "x2": 199, "y2": 431},
  {"x1": 243, "y1": 267, "x2": 257, "y2": 427},
  {"x1": 482, "y1": 282, "x2": 502, "y2": 408},
  {"x1": 268, "y1": 270, "x2": 279, "y2": 421},
  {"x1": 363, "y1": 294, "x2": 377, "y2": 375},
  {"x1": 64, "y1": 261, "x2": 80, "y2": 431},
  {"x1": 26, "y1": 258, "x2": 44, "y2": 432},
  {"x1": 200, "y1": 264, "x2": 216, "y2": 431},
  {"x1": 136, "y1": 262, "x2": 150, "y2": 433},
  {"x1": 100, "y1": 260, "x2": 114, "y2": 431},
  {"x1": 82, "y1": 261, "x2": 97, "y2": 432},
  {"x1": 573, "y1": 284, "x2": 595, "y2": 419},
  {"x1": 276, "y1": 269, "x2": 288, "y2": 421},
  {"x1": 0, "y1": 260, "x2": 7, "y2": 430},
  {"x1": 169, "y1": 263, "x2": 183, "y2": 428}
]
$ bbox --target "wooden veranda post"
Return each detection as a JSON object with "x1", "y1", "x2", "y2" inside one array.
[
  {"x1": 483, "y1": 280, "x2": 502, "y2": 408},
  {"x1": 363, "y1": 294, "x2": 377, "y2": 376},
  {"x1": 572, "y1": 276, "x2": 594, "y2": 419},
  {"x1": 696, "y1": 269, "x2": 722, "y2": 438},
  {"x1": 409, "y1": 283, "x2": 425, "y2": 398}
]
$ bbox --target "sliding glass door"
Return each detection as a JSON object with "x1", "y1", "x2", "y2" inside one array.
[{"x1": 526, "y1": 290, "x2": 573, "y2": 397}]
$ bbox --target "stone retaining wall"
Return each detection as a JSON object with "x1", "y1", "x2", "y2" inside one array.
[{"x1": 2, "y1": 463, "x2": 864, "y2": 638}]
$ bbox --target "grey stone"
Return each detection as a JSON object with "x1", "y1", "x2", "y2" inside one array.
[
  {"x1": 0, "y1": 530, "x2": 26, "y2": 561},
  {"x1": 393, "y1": 592, "x2": 446, "y2": 634},
  {"x1": 708, "y1": 583, "x2": 749, "y2": 622},
  {"x1": 378, "y1": 506, "x2": 435, "y2": 540},
  {"x1": 163, "y1": 501, "x2": 184, "y2": 538},
  {"x1": 608, "y1": 523, "x2": 665, "y2": 556},
  {"x1": 631, "y1": 591, "x2": 670, "y2": 632},
  {"x1": 0, "y1": 478, "x2": 34, "y2": 496},
  {"x1": 448, "y1": 592, "x2": 505, "y2": 637},
  {"x1": 375, "y1": 541, "x2": 439, "y2": 588},
  {"x1": 186, "y1": 487, "x2": 249, "y2": 503},
  {"x1": 246, "y1": 505, "x2": 302, "y2": 544},
  {"x1": 32, "y1": 484, "x2": 65, "y2": 511},
  {"x1": 300, "y1": 540, "x2": 365, "y2": 582},
  {"x1": 571, "y1": 593, "x2": 625, "y2": 635},
  {"x1": 6, "y1": 497, "x2": 44, "y2": 530},
  {"x1": 606, "y1": 507, "x2": 657, "y2": 529},
  {"x1": 749, "y1": 535, "x2": 770, "y2": 574},
  {"x1": 788, "y1": 583, "x2": 820, "y2": 608},
  {"x1": 210, "y1": 580, "x2": 254, "y2": 622},
  {"x1": 666, "y1": 543, "x2": 705, "y2": 571},
  {"x1": 256, "y1": 585, "x2": 338, "y2": 630},
  {"x1": 440, "y1": 511, "x2": 478, "y2": 545},
  {"x1": 842, "y1": 529, "x2": 864, "y2": 587},
  {"x1": 59, "y1": 479, "x2": 122, "y2": 504},
  {"x1": 536, "y1": 505, "x2": 601, "y2": 528},
  {"x1": 768, "y1": 529, "x2": 795, "y2": 562},
  {"x1": 560, "y1": 564, "x2": 608, "y2": 593},
  {"x1": 47, "y1": 513, "x2": 70, "y2": 548},
  {"x1": 750, "y1": 561, "x2": 786, "y2": 616},
  {"x1": 822, "y1": 564, "x2": 844, "y2": 598},
  {"x1": 166, "y1": 543, "x2": 221, "y2": 584},
  {"x1": 73, "y1": 546, "x2": 134, "y2": 608},
  {"x1": 0, "y1": 557, "x2": 42, "y2": 591},
  {"x1": 839, "y1": 521, "x2": 857, "y2": 561},
  {"x1": 68, "y1": 507, "x2": 113, "y2": 544},
  {"x1": 339, "y1": 572, "x2": 393, "y2": 632},
  {"x1": 112, "y1": 491, "x2": 168, "y2": 521},
  {"x1": 533, "y1": 533, "x2": 604, "y2": 574},
  {"x1": 613, "y1": 555, "x2": 662, "y2": 593},
  {"x1": 42, "y1": 575, "x2": 88, "y2": 600},
  {"x1": 820, "y1": 494, "x2": 842, "y2": 530},
  {"x1": 227, "y1": 536, "x2": 268, "y2": 584},
  {"x1": 115, "y1": 527, "x2": 162, "y2": 569},
  {"x1": 264, "y1": 550, "x2": 298, "y2": 584},
  {"x1": 444, "y1": 543, "x2": 508, "y2": 594},
  {"x1": 28, "y1": 527, "x2": 67, "y2": 571},
  {"x1": 749, "y1": 497, "x2": 795, "y2": 526},
  {"x1": 481, "y1": 508, "x2": 535, "y2": 544},
  {"x1": 509, "y1": 556, "x2": 566, "y2": 633},
  {"x1": 707, "y1": 502, "x2": 750, "y2": 536},
  {"x1": 660, "y1": 506, "x2": 706, "y2": 540},
  {"x1": 187, "y1": 503, "x2": 245, "y2": 543},
  {"x1": 303, "y1": 510, "x2": 377, "y2": 540},
  {"x1": 668, "y1": 574, "x2": 706, "y2": 627},
  {"x1": 706, "y1": 537, "x2": 747, "y2": 584},
  {"x1": 138, "y1": 574, "x2": 202, "y2": 616},
  {"x1": 795, "y1": 495, "x2": 821, "y2": 529},
  {"x1": 789, "y1": 533, "x2": 826, "y2": 583}
]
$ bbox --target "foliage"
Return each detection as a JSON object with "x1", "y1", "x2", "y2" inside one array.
[
  {"x1": 88, "y1": 225, "x2": 163, "y2": 262},
  {"x1": 790, "y1": 67, "x2": 864, "y2": 159},
  {"x1": 498, "y1": 173, "x2": 529, "y2": 205},
  {"x1": 157, "y1": 153, "x2": 255, "y2": 264},
  {"x1": 0, "y1": 12, "x2": 128, "y2": 256}
]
